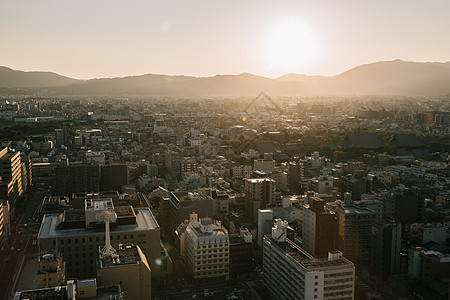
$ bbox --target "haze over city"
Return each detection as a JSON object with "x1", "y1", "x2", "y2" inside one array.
[
  {"x1": 1, "y1": 1, "x2": 450, "y2": 300},
  {"x1": 1, "y1": 0, "x2": 450, "y2": 79}
]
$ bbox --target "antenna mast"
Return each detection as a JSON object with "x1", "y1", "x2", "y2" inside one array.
[{"x1": 96, "y1": 210, "x2": 119, "y2": 259}]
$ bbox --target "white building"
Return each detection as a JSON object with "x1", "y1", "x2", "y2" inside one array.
[
  {"x1": 182, "y1": 213, "x2": 229, "y2": 280},
  {"x1": 263, "y1": 219, "x2": 355, "y2": 300}
]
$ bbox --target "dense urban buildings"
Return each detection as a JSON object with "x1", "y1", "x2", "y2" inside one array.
[{"x1": 1, "y1": 95, "x2": 449, "y2": 299}]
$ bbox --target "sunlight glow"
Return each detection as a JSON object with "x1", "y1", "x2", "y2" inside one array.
[{"x1": 266, "y1": 20, "x2": 317, "y2": 73}]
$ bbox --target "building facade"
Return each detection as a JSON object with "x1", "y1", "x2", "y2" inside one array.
[{"x1": 263, "y1": 219, "x2": 355, "y2": 300}]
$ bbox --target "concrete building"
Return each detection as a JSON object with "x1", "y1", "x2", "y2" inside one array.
[
  {"x1": 0, "y1": 200, "x2": 8, "y2": 250},
  {"x1": 244, "y1": 178, "x2": 276, "y2": 221},
  {"x1": 55, "y1": 127, "x2": 67, "y2": 147},
  {"x1": 336, "y1": 204, "x2": 376, "y2": 266},
  {"x1": 56, "y1": 162, "x2": 101, "y2": 196},
  {"x1": 37, "y1": 199, "x2": 164, "y2": 279},
  {"x1": 302, "y1": 198, "x2": 337, "y2": 258},
  {"x1": 254, "y1": 153, "x2": 276, "y2": 173},
  {"x1": 0, "y1": 147, "x2": 23, "y2": 206},
  {"x1": 100, "y1": 164, "x2": 128, "y2": 192},
  {"x1": 98, "y1": 243, "x2": 151, "y2": 300},
  {"x1": 311, "y1": 176, "x2": 334, "y2": 194},
  {"x1": 263, "y1": 219, "x2": 355, "y2": 300},
  {"x1": 159, "y1": 191, "x2": 216, "y2": 244},
  {"x1": 257, "y1": 209, "x2": 274, "y2": 248},
  {"x1": 181, "y1": 213, "x2": 229, "y2": 280},
  {"x1": 229, "y1": 229, "x2": 253, "y2": 279},
  {"x1": 287, "y1": 162, "x2": 304, "y2": 192},
  {"x1": 14, "y1": 279, "x2": 126, "y2": 300},
  {"x1": 370, "y1": 220, "x2": 402, "y2": 277},
  {"x1": 35, "y1": 253, "x2": 66, "y2": 288}
]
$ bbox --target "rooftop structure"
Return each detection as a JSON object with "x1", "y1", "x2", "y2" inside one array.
[{"x1": 263, "y1": 220, "x2": 355, "y2": 300}]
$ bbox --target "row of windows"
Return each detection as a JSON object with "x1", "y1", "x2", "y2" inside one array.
[
  {"x1": 195, "y1": 259, "x2": 228, "y2": 265},
  {"x1": 196, "y1": 248, "x2": 226, "y2": 254},
  {"x1": 56, "y1": 234, "x2": 136, "y2": 245},
  {"x1": 196, "y1": 243, "x2": 228, "y2": 248}
]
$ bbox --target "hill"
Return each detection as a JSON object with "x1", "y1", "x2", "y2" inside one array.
[
  {"x1": 0, "y1": 66, "x2": 80, "y2": 88},
  {"x1": 2, "y1": 60, "x2": 450, "y2": 96}
]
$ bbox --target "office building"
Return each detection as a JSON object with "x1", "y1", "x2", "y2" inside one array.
[
  {"x1": 35, "y1": 253, "x2": 66, "y2": 288},
  {"x1": 159, "y1": 191, "x2": 216, "y2": 244},
  {"x1": 14, "y1": 279, "x2": 126, "y2": 300},
  {"x1": 181, "y1": 213, "x2": 229, "y2": 280},
  {"x1": 0, "y1": 147, "x2": 23, "y2": 206},
  {"x1": 100, "y1": 164, "x2": 128, "y2": 192},
  {"x1": 336, "y1": 204, "x2": 376, "y2": 265},
  {"x1": 370, "y1": 220, "x2": 402, "y2": 277},
  {"x1": 0, "y1": 200, "x2": 6, "y2": 249},
  {"x1": 55, "y1": 127, "x2": 67, "y2": 147},
  {"x1": 287, "y1": 162, "x2": 304, "y2": 192},
  {"x1": 263, "y1": 219, "x2": 355, "y2": 300},
  {"x1": 56, "y1": 162, "x2": 100, "y2": 196},
  {"x1": 302, "y1": 197, "x2": 337, "y2": 258},
  {"x1": 257, "y1": 209, "x2": 273, "y2": 247},
  {"x1": 38, "y1": 199, "x2": 164, "y2": 279},
  {"x1": 244, "y1": 178, "x2": 276, "y2": 221},
  {"x1": 229, "y1": 229, "x2": 253, "y2": 278},
  {"x1": 98, "y1": 243, "x2": 151, "y2": 300}
]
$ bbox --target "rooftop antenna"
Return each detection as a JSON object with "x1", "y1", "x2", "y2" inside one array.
[{"x1": 96, "y1": 209, "x2": 119, "y2": 259}]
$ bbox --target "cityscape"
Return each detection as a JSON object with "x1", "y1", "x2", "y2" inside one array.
[{"x1": 1, "y1": 1, "x2": 450, "y2": 300}]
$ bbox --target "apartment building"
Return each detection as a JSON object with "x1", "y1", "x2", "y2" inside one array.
[{"x1": 263, "y1": 219, "x2": 355, "y2": 300}]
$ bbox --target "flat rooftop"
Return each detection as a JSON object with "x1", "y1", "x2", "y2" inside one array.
[
  {"x1": 338, "y1": 204, "x2": 376, "y2": 216},
  {"x1": 265, "y1": 236, "x2": 354, "y2": 271},
  {"x1": 99, "y1": 244, "x2": 144, "y2": 268},
  {"x1": 85, "y1": 198, "x2": 114, "y2": 211},
  {"x1": 38, "y1": 208, "x2": 159, "y2": 239}
]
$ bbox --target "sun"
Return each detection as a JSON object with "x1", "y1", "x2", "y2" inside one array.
[{"x1": 265, "y1": 20, "x2": 317, "y2": 74}]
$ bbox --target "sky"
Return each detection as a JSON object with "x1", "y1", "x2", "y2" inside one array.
[{"x1": 1, "y1": 0, "x2": 450, "y2": 79}]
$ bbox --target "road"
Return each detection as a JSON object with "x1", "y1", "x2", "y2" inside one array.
[
  {"x1": 153, "y1": 279, "x2": 262, "y2": 300},
  {"x1": 0, "y1": 188, "x2": 44, "y2": 300}
]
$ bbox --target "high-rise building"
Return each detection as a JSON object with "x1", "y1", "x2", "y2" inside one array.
[
  {"x1": 0, "y1": 147, "x2": 23, "y2": 206},
  {"x1": 244, "y1": 178, "x2": 276, "y2": 221},
  {"x1": 336, "y1": 204, "x2": 376, "y2": 265},
  {"x1": 100, "y1": 164, "x2": 128, "y2": 192},
  {"x1": 55, "y1": 162, "x2": 101, "y2": 196},
  {"x1": 263, "y1": 219, "x2": 355, "y2": 300},
  {"x1": 98, "y1": 243, "x2": 151, "y2": 300},
  {"x1": 257, "y1": 209, "x2": 273, "y2": 247},
  {"x1": 55, "y1": 127, "x2": 67, "y2": 147},
  {"x1": 370, "y1": 219, "x2": 402, "y2": 277},
  {"x1": 0, "y1": 200, "x2": 6, "y2": 249},
  {"x1": 302, "y1": 197, "x2": 337, "y2": 257},
  {"x1": 159, "y1": 191, "x2": 216, "y2": 244},
  {"x1": 180, "y1": 213, "x2": 229, "y2": 280},
  {"x1": 287, "y1": 162, "x2": 304, "y2": 192},
  {"x1": 38, "y1": 199, "x2": 164, "y2": 279}
]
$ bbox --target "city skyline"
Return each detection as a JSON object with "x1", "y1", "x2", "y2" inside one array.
[{"x1": 1, "y1": 0, "x2": 450, "y2": 79}]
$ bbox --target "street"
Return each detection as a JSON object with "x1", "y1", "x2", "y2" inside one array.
[{"x1": 0, "y1": 188, "x2": 44, "y2": 300}]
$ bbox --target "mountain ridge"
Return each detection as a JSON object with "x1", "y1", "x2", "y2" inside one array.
[{"x1": 1, "y1": 60, "x2": 450, "y2": 96}]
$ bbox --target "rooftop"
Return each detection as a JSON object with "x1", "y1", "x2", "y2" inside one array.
[
  {"x1": 85, "y1": 199, "x2": 114, "y2": 211},
  {"x1": 38, "y1": 208, "x2": 159, "y2": 239},
  {"x1": 264, "y1": 237, "x2": 354, "y2": 271},
  {"x1": 99, "y1": 243, "x2": 144, "y2": 268},
  {"x1": 337, "y1": 204, "x2": 377, "y2": 216}
]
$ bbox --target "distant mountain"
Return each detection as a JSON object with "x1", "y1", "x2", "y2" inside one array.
[
  {"x1": 2, "y1": 60, "x2": 450, "y2": 96},
  {"x1": 0, "y1": 66, "x2": 80, "y2": 88}
]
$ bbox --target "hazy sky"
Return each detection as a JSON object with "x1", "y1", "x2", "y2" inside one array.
[{"x1": 1, "y1": 0, "x2": 450, "y2": 79}]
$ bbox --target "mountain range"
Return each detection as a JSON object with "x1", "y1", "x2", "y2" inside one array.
[{"x1": 1, "y1": 59, "x2": 450, "y2": 97}]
